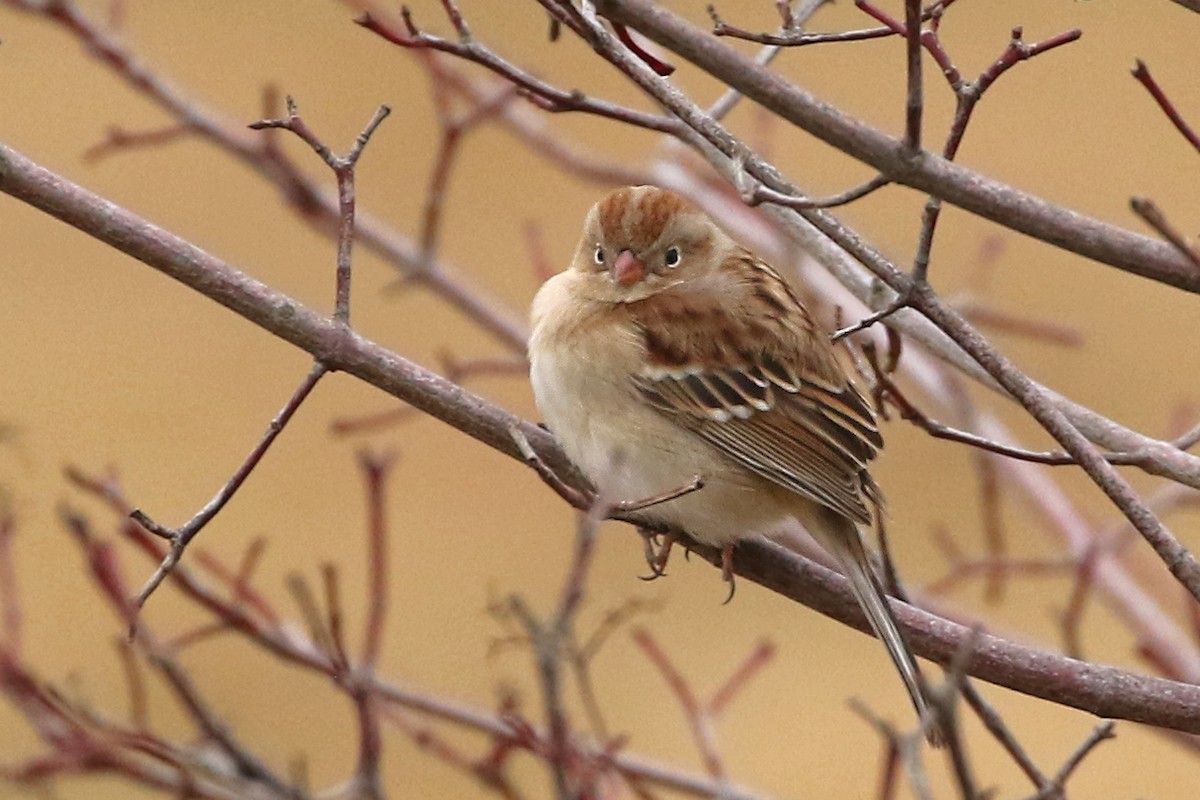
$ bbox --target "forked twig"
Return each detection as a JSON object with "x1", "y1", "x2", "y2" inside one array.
[
  {"x1": 129, "y1": 362, "x2": 326, "y2": 618},
  {"x1": 129, "y1": 100, "x2": 390, "y2": 617}
]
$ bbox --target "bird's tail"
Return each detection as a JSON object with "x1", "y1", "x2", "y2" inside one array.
[{"x1": 808, "y1": 510, "x2": 942, "y2": 746}]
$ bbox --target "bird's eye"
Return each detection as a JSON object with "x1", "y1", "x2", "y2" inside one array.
[
  {"x1": 664, "y1": 246, "x2": 681, "y2": 268},
  {"x1": 593, "y1": 244, "x2": 605, "y2": 266}
]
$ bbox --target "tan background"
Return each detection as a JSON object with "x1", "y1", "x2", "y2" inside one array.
[{"x1": 1, "y1": 1, "x2": 1199, "y2": 797}]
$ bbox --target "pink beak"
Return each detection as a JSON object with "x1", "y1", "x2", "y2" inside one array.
[{"x1": 612, "y1": 249, "x2": 646, "y2": 287}]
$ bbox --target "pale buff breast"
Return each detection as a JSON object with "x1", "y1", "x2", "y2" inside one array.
[{"x1": 529, "y1": 272, "x2": 801, "y2": 546}]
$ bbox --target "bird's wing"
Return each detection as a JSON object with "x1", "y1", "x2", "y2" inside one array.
[{"x1": 627, "y1": 253, "x2": 882, "y2": 523}]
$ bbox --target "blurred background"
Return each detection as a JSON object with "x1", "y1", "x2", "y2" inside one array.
[{"x1": 1, "y1": 1, "x2": 1199, "y2": 797}]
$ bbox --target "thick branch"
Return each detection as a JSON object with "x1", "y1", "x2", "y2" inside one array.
[{"x1": 723, "y1": 537, "x2": 1200, "y2": 735}]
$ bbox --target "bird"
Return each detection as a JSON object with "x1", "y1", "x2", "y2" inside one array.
[{"x1": 528, "y1": 184, "x2": 934, "y2": 738}]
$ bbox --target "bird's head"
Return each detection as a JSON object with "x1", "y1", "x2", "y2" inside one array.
[{"x1": 569, "y1": 185, "x2": 732, "y2": 304}]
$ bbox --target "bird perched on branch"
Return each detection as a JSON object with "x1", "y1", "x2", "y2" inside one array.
[{"x1": 528, "y1": 185, "x2": 935, "y2": 739}]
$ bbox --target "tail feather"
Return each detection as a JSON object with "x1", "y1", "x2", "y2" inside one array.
[{"x1": 808, "y1": 512, "x2": 941, "y2": 745}]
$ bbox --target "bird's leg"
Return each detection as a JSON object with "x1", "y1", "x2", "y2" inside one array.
[
  {"x1": 620, "y1": 476, "x2": 703, "y2": 581},
  {"x1": 721, "y1": 544, "x2": 737, "y2": 604},
  {"x1": 638, "y1": 528, "x2": 677, "y2": 580}
]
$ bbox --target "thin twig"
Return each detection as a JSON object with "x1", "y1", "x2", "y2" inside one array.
[
  {"x1": 0, "y1": 511, "x2": 19, "y2": 654},
  {"x1": 902, "y1": 0, "x2": 923, "y2": 151},
  {"x1": 249, "y1": 97, "x2": 391, "y2": 323},
  {"x1": 864, "y1": 346, "x2": 1188, "y2": 469},
  {"x1": 356, "y1": 4, "x2": 684, "y2": 136},
  {"x1": 959, "y1": 681, "x2": 1050, "y2": 794},
  {"x1": 128, "y1": 363, "x2": 327, "y2": 617},
  {"x1": 848, "y1": 699, "x2": 932, "y2": 800},
  {"x1": 632, "y1": 628, "x2": 725, "y2": 780},
  {"x1": 1131, "y1": 197, "x2": 1200, "y2": 270},
  {"x1": 708, "y1": 0, "x2": 951, "y2": 47},
  {"x1": 1131, "y1": 59, "x2": 1200, "y2": 154},
  {"x1": 358, "y1": 451, "x2": 398, "y2": 670},
  {"x1": 746, "y1": 174, "x2": 891, "y2": 211},
  {"x1": 83, "y1": 124, "x2": 192, "y2": 163},
  {"x1": 1029, "y1": 721, "x2": 1116, "y2": 800}
]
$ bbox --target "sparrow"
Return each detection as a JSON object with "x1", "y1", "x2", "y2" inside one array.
[{"x1": 528, "y1": 185, "x2": 933, "y2": 736}]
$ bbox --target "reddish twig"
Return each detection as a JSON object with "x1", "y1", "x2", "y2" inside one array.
[
  {"x1": 330, "y1": 405, "x2": 422, "y2": 437},
  {"x1": 954, "y1": 299, "x2": 1084, "y2": 348},
  {"x1": 1131, "y1": 59, "x2": 1200, "y2": 154},
  {"x1": 862, "y1": 344, "x2": 1153, "y2": 469},
  {"x1": 632, "y1": 628, "x2": 725, "y2": 780},
  {"x1": 610, "y1": 21, "x2": 676, "y2": 76},
  {"x1": 419, "y1": 84, "x2": 519, "y2": 263},
  {"x1": 707, "y1": 641, "x2": 775, "y2": 716},
  {"x1": 925, "y1": 554, "x2": 1076, "y2": 597},
  {"x1": 352, "y1": 684, "x2": 384, "y2": 800},
  {"x1": 902, "y1": 0, "x2": 923, "y2": 151},
  {"x1": 322, "y1": 564, "x2": 350, "y2": 673},
  {"x1": 113, "y1": 640, "x2": 148, "y2": 731},
  {"x1": 416, "y1": 50, "x2": 652, "y2": 187},
  {"x1": 0, "y1": 511, "x2": 18, "y2": 654},
  {"x1": 191, "y1": 540, "x2": 282, "y2": 629},
  {"x1": 632, "y1": 629, "x2": 776, "y2": 781},
  {"x1": 524, "y1": 220, "x2": 558, "y2": 282},
  {"x1": 358, "y1": 450, "x2": 397, "y2": 671},
  {"x1": 82, "y1": 123, "x2": 192, "y2": 163}
]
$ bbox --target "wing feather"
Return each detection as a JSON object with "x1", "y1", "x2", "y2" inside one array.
[{"x1": 628, "y1": 251, "x2": 882, "y2": 522}]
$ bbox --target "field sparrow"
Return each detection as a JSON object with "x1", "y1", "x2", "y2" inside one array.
[{"x1": 528, "y1": 185, "x2": 932, "y2": 734}]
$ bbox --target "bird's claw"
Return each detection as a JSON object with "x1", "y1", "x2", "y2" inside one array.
[
  {"x1": 638, "y1": 528, "x2": 676, "y2": 581},
  {"x1": 721, "y1": 543, "x2": 736, "y2": 605}
]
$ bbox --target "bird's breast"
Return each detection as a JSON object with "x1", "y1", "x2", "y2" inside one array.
[{"x1": 529, "y1": 302, "x2": 651, "y2": 484}]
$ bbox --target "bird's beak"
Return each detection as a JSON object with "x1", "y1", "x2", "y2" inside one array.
[{"x1": 612, "y1": 249, "x2": 646, "y2": 286}]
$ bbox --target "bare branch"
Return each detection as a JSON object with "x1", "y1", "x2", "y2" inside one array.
[{"x1": 128, "y1": 362, "x2": 327, "y2": 616}]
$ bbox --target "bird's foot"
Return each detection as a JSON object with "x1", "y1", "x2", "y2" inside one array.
[
  {"x1": 638, "y1": 528, "x2": 677, "y2": 581},
  {"x1": 721, "y1": 544, "x2": 736, "y2": 604}
]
